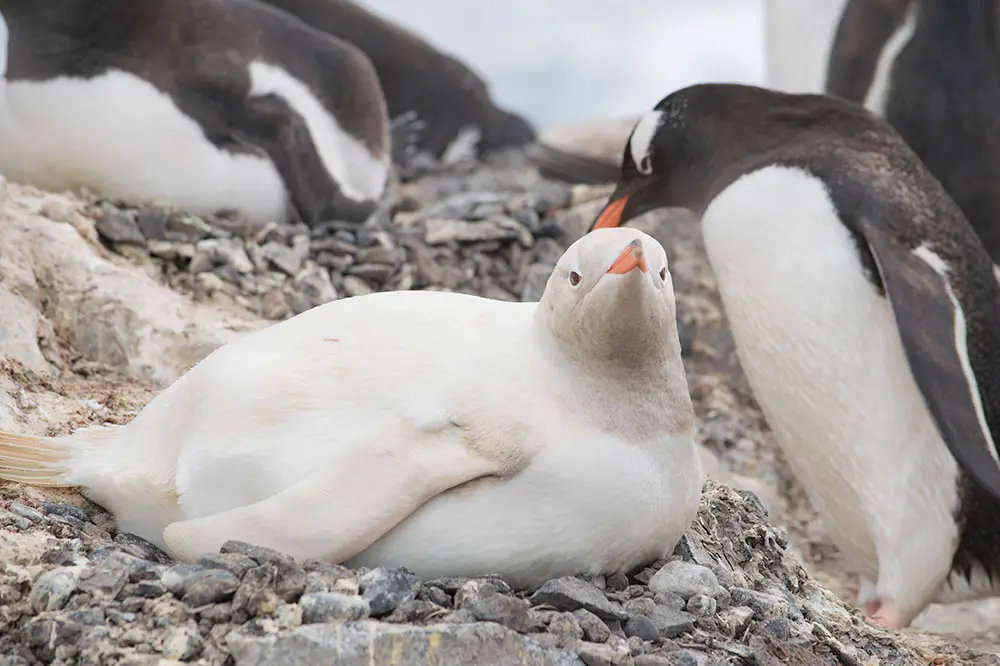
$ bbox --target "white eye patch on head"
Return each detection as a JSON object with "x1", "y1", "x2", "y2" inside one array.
[
  {"x1": 628, "y1": 109, "x2": 665, "y2": 175},
  {"x1": 0, "y1": 11, "x2": 8, "y2": 79}
]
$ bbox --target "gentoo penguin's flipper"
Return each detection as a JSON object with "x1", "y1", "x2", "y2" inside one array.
[
  {"x1": 237, "y1": 93, "x2": 376, "y2": 226},
  {"x1": 859, "y1": 220, "x2": 1000, "y2": 499},
  {"x1": 162, "y1": 428, "x2": 508, "y2": 563}
]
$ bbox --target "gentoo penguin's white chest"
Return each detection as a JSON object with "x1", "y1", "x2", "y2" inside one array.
[
  {"x1": 699, "y1": 165, "x2": 961, "y2": 599},
  {"x1": 350, "y1": 420, "x2": 703, "y2": 588},
  {"x1": 0, "y1": 69, "x2": 287, "y2": 223}
]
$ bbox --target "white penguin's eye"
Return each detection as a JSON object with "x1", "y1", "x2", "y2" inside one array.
[
  {"x1": 659, "y1": 267, "x2": 667, "y2": 281},
  {"x1": 568, "y1": 271, "x2": 582, "y2": 287}
]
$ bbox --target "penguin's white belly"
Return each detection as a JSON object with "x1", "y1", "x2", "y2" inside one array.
[
  {"x1": 701, "y1": 166, "x2": 960, "y2": 590},
  {"x1": 349, "y1": 431, "x2": 703, "y2": 589},
  {"x1": 0, "y1": 70, "x2": 288, "y2": 223}
]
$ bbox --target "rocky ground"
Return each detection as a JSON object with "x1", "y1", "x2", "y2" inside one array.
[{"x1": 0, "y1": 147, "x2": 997, "y2": 664}]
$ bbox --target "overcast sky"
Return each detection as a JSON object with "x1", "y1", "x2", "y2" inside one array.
[{"x1": 357, "y1": 0, "x2": 765, "y2": 129}]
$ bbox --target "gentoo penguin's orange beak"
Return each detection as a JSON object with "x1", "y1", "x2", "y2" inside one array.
[
  {"x1": 607, "y1": 239, "x2": 648, "y2": 275},
  {"x1": 592, "y1": 194, "x2": 629, "y2": 230}
]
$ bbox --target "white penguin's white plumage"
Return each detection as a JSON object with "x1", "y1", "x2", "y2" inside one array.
[{"x1": 0, "y1": 228, "x2": 702, "y2": 587}]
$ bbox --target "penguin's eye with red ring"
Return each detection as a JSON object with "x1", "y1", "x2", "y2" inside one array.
[
  {"x1": 568, "y1": 271, "x2": 582, "y2": 287},
  {"x1": 659, "y1": 267, "x2": 667, "y2": 281}
]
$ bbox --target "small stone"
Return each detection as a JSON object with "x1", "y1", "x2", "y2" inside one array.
[
  {"x1": 685, "y1": 594, "x2": 716, "y2": 617},
  {"x1": 160, "y1": 564, "x2": 206, "y2": 596},
  {"x1": 576, "y1": 638, "x2": 632, "y2": 666},
  {"x1": 181, "y1": 569, "x2": 240, "y2": 607},
  {"x1": 648, "y1": 561, "x2": 720, "y2": 600},
  {"x1": 626, "y1": 636, "x2": 645, "y2": 656},
  {"x1": 355, "y1": 246, "x2": 406, "y2": 265},
  {"x1": 573, "y1": 609, "x2": 611, "y2": 643},
  {"x1": 651, "y1": 592, "x2": 686, "y2": 611},
  {"x1": 468, "y1": 592, "x2": 541, "y2": 634},
  {"x1": 262, "y1": 240, "x2": 307, "y2": 276},
  {"x1": 422, "y1": 585, "x2": 452, "y2": 608},
  {"x1": 761, "y1": 617, "x2": 794, "y2": 640},
  {"x1": 133, "y1": 580, "x2": 167, "y2": 598},
  {"x1": 547, "y1": 612, "x2": 584, "y2": 647},
  {"x1": 190, "y1": 237, "x2": 254, "y2": 274},
  {"x1": 113, "y1": 532, "x2": 174, "y2": 565},
  {"x1": 300, "y1": 592, "x2": 371, "y2": 623},
  {"x1": 96, "y1": 205, "x2": 145, "y2": 245},
  {"x1": 162, "y1": 627, "x2": 202, "y2": 661},
  {"x1": 728, "y1": 588, "x2": 789, "y2": 620},
  {"x1": 29, "y1": 568, "x2": 80, "y2": 611},
  {"x1": 9, "y1": 502, "x2": 45, "y2": 523},
  {"x1": 220, "y1": 540, "x2": 294, "y2": 566},
  {"x1": 40, "y1": 503, "x2": 91, "y2": 524},
  {"x1": 605, "y1": 573, "x2": 629, "y2": 594},
  {"x1": 647, "y1": 604, "x2": 694, "y2": 639},
  {"x1": 623, "y1": 598, "x2": 656, "y2": 617},
  {"x1": 276, "y1": 603, "x2": 303, "y2": 630},
  {"x1": 166, "y1": 212, "x2": 213, "y2": 242},
  {"x1": 718, "y1": 606, "x2": 754, "y2": 636},
  {"x1": 520, "y1": 263, "x2": 553, "y2": 302},
  {"x1": 635, "y1": 654, "x2": 685, "y2": 666},
  {"x1": 342, "y1": 275, "x2": 374, "y2": 297},
  {"x1": 136, "y1": 206, "x2": 168, "y2": 240},
  {"x1": 624, "y1": 615, "x2": 659, "y2": 642},
  {"x1": 197, "y1": 552, "x2": 257, "y2": 579},
  {"x1": 77, "y1": 552, "x2": 132, "y2": 598},
  {"x1": 530, "y1": 577, "x2": 628, "y2": 622},
  {"x1": 360, "y1": 567, "x2": 422, "y2": 618}
]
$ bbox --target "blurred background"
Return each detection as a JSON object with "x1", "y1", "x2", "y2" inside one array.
[{"x1": 357, "y1": 0, "x2": 765, "y2": 129}]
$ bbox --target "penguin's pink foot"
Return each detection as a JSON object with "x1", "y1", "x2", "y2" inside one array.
[{"x1": 864, "y1": 596, "x2": 908, "y2": 629}]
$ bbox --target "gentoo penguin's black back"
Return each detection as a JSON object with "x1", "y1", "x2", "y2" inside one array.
[
  {"x1": 0, "y1": 0, "x2": 390, "y2": 225},
  {"x1": 589, "y1": 83, "x2": 1000, "y2": 580},
  {"x1": 827, "y1": 0, "x2": 1000, "y2": 264},
  {"x1": 257, "y1": 0, "x2": 537, "y2": 158}
]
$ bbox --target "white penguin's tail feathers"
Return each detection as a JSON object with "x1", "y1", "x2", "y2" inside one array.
[{"x1": 0, "y1": 425, "x2": 122, "y2": 487}]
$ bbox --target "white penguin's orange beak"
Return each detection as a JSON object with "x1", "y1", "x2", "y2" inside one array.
[{"x1": 607, "y1": 239, "x2": 648, "y2": 275}]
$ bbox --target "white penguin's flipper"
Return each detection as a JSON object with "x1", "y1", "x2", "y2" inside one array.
[
  {"x1": 858, "y1": 218, "x2": 1000, "y2": 500},
  {"x1": 162, "y1": 425, "x2": 507, "y2": 563}
]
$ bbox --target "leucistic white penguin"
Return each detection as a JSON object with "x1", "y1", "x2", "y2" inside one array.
[
  {"x1": 0, "y1": 0, "x2": 391, "y2": 226},
  {"x1": 589, "y1": 83, "x2": 1000, "y2": 628},
  {"x1": 0, "y1": 228, "x2": 703, "y2": 589}
]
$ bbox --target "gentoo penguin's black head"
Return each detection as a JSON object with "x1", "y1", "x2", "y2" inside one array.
[{"x1": 590, "y1": 83, "x2": 890, "y2": 232}]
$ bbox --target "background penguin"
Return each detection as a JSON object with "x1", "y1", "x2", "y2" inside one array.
[
  {"x1": 0, "y1": 0, "x2": 391, "y2": 227},
  {"x1": 588, "y1": 83, "x2": 1000, "y2": 629},
  {"x1": 258, "y1": 0, "x2": 536, "y2": 161},
  {"x1": 826, "y1": 0, "x2": 1000, "y2": 264}
]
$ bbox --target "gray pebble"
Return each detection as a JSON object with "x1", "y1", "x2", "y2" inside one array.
[
  {"x1": 547, "y1": 612, "x2": 584, "y2": 647},
  {"x1": 573, "y1": 609, "x2": 611, "y2": 643},
  {"x1": 605, "y1": 573, "x2": 629, "y2": 593},
  {"x1": 761, "y1": 617, "x2": 793, "y2": 640},
  {"x1": 40, "y1": 503, "x2": 91, "y2": 524},
  {"x1": 624, "y1": 615, "x2": 660, "y2": 642},
  {"x1": 718, "y1": 606, "x2": 754, "y2": 636},
  {"x1": 468, "y1": 592, "x2": 542, "y2": 634},
  {"x1": 197, "y1": 552, "x2": 257, "y2": 579},
  {"x1": 360, "y1": 567, "x2": 422, "y2": 617},
  {"x1": 529, "y1": 576, "x2": 628, "y2": 622},
  {"x1": 133, "y1": 580, "x2": 167, "y2": 598},
  {"x1": 576, "y1": 637, "x2": 632, "y2": 666},
  {"x1": 96, "y1": 206, "x2": 145, "y2": 245},
  {"x1": 77, "y1": 552, "x2": 131, "y2": 599},
  {"x1": 300, "y1": 592, "x2": 371, "y2": 623},
  {"x1": 160, "y1": 563, "x2": 208, "y2": 596},
  {"x1": 633, "y1": 655, "x2": 675, "y2": 666},
  {"x1": 648, "y1": 604, "x2": 694, "y2": 639},
  {"x1": 220, "y1": 540, "x2": 294, "y2": 566},
  {"x1": 181, "y1": 568, "x2": 240, "y2": 607},
  {"x1": 728, "y1": 588, "x2": 789, "y2": 620},
  {"x1": 28, "y1": 568, "x2": 79, "y2": 612},
  {"x1": 112, "y1": 533, "x2": 174, "y2": 565},
  {"x1": 623, "y1": 598, "x2": 656, "y2": 617},
  {"x1": 9, "y1": 503, "x2": 45, "y2": 524},
  {"x1": 685, "y1": 594, "x2": 717, "y2": 617},
  {"x1": 648, "y1": 561, "x2": 721, "y2": 600},
  {"x1": 652, "y1": 592, "x2": 686, "y2": 611},
  {"x1": 422, "y1": 585, "x2": 452, "y2": 608},
  {"x1": 161, "y1": 626, "x2": 203, "y2": 660}
]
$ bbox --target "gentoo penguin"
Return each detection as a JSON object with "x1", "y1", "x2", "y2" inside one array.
[
  {"x1": 588, "y1": 83, "x2": 1000, "y2": 629},
  {"x1": 827, "y1": 0, "x2": 1000, "y2": 265},
  {"x1": 0, "y1": 0, "x2": 391, "y2": 226},
  {"x1": 257, "y1": 0, "x2": 536, "y2": 159},
  {"x1": 0, "y1": 228, "x2": 703, "y2": 588}
]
